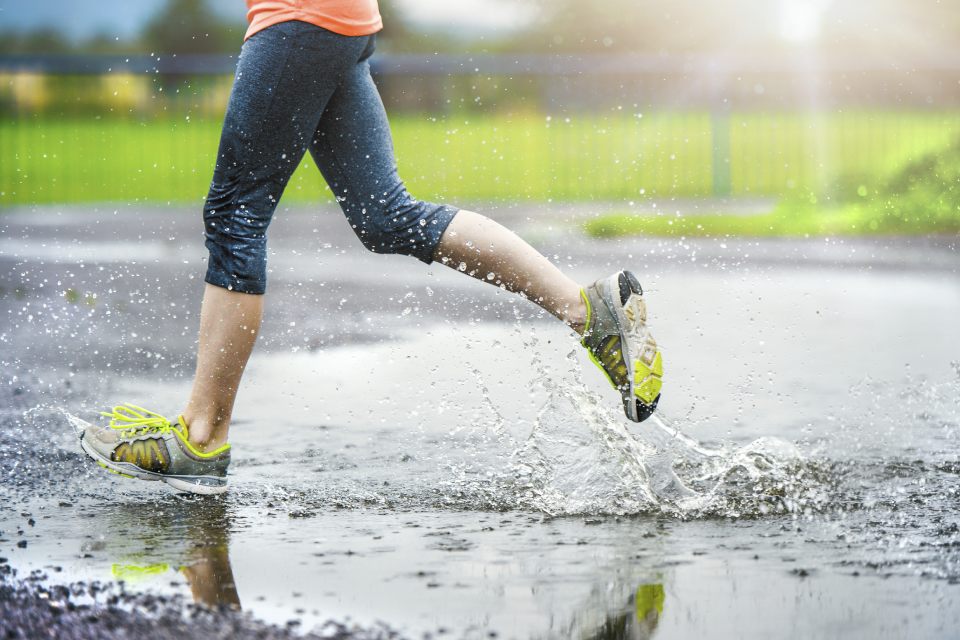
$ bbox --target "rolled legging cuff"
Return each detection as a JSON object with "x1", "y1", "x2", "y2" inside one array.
[
  {"x1": 411, "y1": 205, "x2": 459, "y2": 265},
  {"x1": 203, "y1": 269, "x2": 267, "y2": 295}
]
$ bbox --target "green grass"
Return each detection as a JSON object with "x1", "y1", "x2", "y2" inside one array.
[
  {"x1": 586, "y1": 136, "x2": 960, "y2": 238},
  {"x1": 584, "y1": 203, "x2": 960, "y2": 238},
  {"x1": 2, "y1": 111, "x2": 960, "y2": 206}
]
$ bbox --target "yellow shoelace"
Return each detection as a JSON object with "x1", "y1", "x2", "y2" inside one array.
[
  {"x1": 100, "y1": 403, "x2": 180, "y2": 439},
  {"x1": 100, "y1": 403, "x2": 231, "y2": 457}
]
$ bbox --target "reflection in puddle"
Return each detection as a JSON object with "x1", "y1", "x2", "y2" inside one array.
[
  {"x1": 105, "y1": 498, "x2": 240, "y2": 610},
  {"x1": 96, "y1": 496, "x2": 673, "y2": 636},
  {"x1": 586, "y1": 583, "x2": 664, "y2": 640},
  {"x1": 178, "y1": 543, "x2": 241, "y2": 609}
]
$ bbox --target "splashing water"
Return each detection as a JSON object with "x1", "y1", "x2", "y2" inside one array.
[
  {"x1": 51, "y1": 387, "x2": 830, "y2": 520},
  {"x1": 489, "y1": 342, "x2": 832, "y2": 518},
  {"x1": 513, "y1": 385, "x2": 660, "y2": 516},
  {"x1": 46, "y1": 330, "x2": 836, "y2": 521}
]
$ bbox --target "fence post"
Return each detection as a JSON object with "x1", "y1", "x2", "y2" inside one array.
[{"x1": 711, "y1": 109, "x2": 732, "y2": 197}]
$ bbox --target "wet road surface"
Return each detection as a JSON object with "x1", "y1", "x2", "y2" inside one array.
[{"x1": 1, "y1": 204, "x2": 959, "y2": 638}]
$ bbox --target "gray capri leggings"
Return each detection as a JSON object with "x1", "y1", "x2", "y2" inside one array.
[{"x1": 203, "y1": 20, "x2": 458, "y2": 294}]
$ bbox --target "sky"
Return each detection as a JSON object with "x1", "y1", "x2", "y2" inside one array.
[{"x1": 0, "y1": 0, "x2": 536, "y2": 41}]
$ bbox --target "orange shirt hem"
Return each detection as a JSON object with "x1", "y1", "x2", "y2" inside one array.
[{"x1": 245, "y1": 2, "x2": 382, "y2": 40}]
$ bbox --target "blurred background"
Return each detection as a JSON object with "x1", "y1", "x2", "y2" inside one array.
[{"x1": 1, "y1": 0, "x2": 958, "y2": 236}]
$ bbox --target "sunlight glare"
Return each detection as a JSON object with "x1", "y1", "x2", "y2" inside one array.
[{"x1": 779, "y1": 0, "x2": 827, "y2": 43}]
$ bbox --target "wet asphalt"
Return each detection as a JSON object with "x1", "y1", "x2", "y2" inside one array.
[{"x1": 1, "y1": 203, "x2": 959, "y2": 639}]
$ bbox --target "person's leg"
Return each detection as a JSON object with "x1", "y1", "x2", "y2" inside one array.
[
  {"x1": 180, "y1": 284, "x2": 262, "y2": 451},
  {"x1": 308, "y1": 44, "x2": 586, "y2": 334},
  {"x1": 308, "y1": 43, "x2": 660, "y2": 423},
  {"x1": 431, "y1": 210, "x2": 586, "y2": 333},
  {"x1": 179, "y1": 24, "x2": 374, "y2": 450}
]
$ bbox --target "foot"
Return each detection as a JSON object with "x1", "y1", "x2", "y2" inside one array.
[
  {"x1": 580, "y1": 271, "x2": 663, "y2": 422},
  {"x1": 78, "y1": 404, "x2": 231, "y2": 494}
]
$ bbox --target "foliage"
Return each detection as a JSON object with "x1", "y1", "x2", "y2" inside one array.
[
  {"x1": 584, "y1": 137, "x2": 960, "y2": 238},
  {"x1": 2, "y1": 0, "x2": 960, "y2": 56},
  {"x1": 583, "y1": 203, "x2": 960, "y2": 239},
  {"x1": 0, "y1": 0, "x2": 244, "y2": 55},
  {"x1": 869, "y1": 136, "x2": 960, "y2": 229},
  {"x1": 141, "y1": 0, "x2": 242, "y2": 54},
  {"x1": 0, "y1": 29, "x2": 73, "y2": 55}
]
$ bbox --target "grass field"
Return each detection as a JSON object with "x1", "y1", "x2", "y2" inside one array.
[
  {"x1": 584, "y1": 203, "x2": 960, "y2": 238},
  {"x1": 586, "y1": 133, "x2": 960, "y2": 238},
  {"x1": 2, "y1": 111, "x2": 960, "y2": 206}
]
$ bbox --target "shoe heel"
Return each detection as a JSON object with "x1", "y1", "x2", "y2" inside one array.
[
  {"x1": 633, "y1": 394, "x2": 661, "y2": 422},
  {"x1": 621, "y1": 270, "x2": 643, "y2": 296}
]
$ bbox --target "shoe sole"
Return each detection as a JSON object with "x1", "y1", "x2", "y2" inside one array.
[
  {"x1": 79, "y1": 430, "x2": 228, "y2": 496},
  {"x1": 598, "y1": 270, "x2": 662, "y2": 422}
]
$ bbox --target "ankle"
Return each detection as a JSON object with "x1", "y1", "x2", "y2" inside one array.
[
  {"x1": 565, "y1": 290, "x2": 589, "y2": 336},
  {"x1": 190, "y1": 432, "x2": 229, "y2": 453},
  {"x1": 179, "y1": 413, "x2": 229, "y2": 452}
]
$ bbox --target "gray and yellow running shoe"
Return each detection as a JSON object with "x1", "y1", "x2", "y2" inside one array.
[
  {"x1": 581, "y1": 271, "x2": 663, "y2": 422},
  {"x1": 78, "y1": 404, "x2": 230, "y2": 495}
]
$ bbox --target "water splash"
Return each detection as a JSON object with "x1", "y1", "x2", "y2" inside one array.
[
  {"x1": 513, "y1": 385, "x2": 659, "y2": 516},
  {"x1": 505, "y1": 377, "x2": 833, "y2": 518},
  {"x1": 49, "y1": 389, "x2": 832, "y2": 520},
  {"x1": 62, "y1": 410, "x2": 91, "y2": 437}
]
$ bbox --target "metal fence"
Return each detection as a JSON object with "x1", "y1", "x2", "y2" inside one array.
[{"x1": 2, "y1": 53, "x2": 959, "y2": 204}]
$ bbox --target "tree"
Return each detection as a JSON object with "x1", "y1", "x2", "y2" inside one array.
[
  {"x1": 142, "y1": 0, "x2": 240, "y2": 54},
  {"x1": 0, "y1": 28, "x2": 72, "y2": 54}
]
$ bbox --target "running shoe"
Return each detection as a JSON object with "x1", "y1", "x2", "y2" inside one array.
[
  {"x1": 78, "y1": 404, "x2": 230, "y2": 495},
  {"x1": 581, "y1": 270, "x2": 663, "y2": 422}
]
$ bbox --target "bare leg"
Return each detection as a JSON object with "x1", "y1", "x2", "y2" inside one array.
[
  {"x1": 433, "y1": 209, "x2": 587, "y2": 334},
  {"x1": 180, "y1": 283, "x2": 263, "y2": 451}
]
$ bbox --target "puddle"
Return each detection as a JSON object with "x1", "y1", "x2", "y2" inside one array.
[{"x1": 2, "y1": 211, "x2": 959, "y2": 638}]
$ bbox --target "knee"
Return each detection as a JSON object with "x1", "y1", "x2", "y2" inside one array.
[
  {"x1": 203, "y1": 199, "x2": 271, "y2": 294},
  {"x1": 349, "y1": 197, "x2": 419, "y2": 256},
  {"x1": 345, "y1": 185, "x2": 458, "y2": 264}
]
